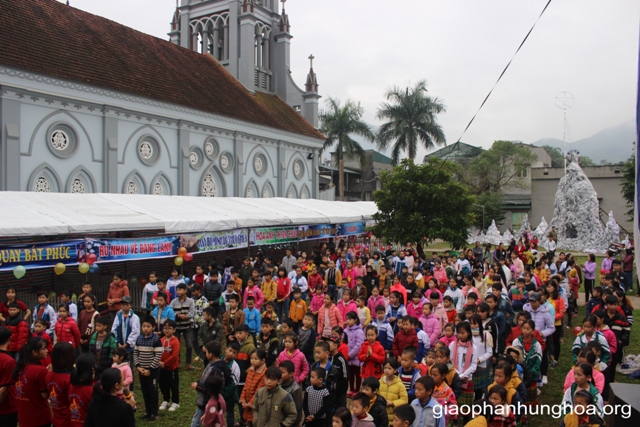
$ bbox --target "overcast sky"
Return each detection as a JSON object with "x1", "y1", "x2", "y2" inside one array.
[{"x1": 61, "y1": 0, "x2": 639, "y2": 158}]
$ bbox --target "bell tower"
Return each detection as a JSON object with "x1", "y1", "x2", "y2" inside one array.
[{"x1": 168, "y1": 0, "x2": 320, "y2": 128}]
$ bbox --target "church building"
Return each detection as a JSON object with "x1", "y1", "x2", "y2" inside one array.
[{"x1": 0, "y1": 0, "x2": 323, "y2": 198}]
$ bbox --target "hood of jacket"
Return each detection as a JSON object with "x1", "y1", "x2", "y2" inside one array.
[{"x1": 524, "y1": 302, "x2": 550, "y2": 314}]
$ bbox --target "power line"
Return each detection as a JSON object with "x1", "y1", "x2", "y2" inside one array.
[{"x1": 456, "y1": 0, "x2": 554, "y2": 143}]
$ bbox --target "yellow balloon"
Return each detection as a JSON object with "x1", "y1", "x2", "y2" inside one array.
[
  {"x1": 78, "y1": 263, "x2": 90, "y2": 274},
  {"x1": 54, "y1": 263, "x2": 66, "y2": 276},
  {"x1": 174, "y1": 256, "x2": 184, "y2": 266}
]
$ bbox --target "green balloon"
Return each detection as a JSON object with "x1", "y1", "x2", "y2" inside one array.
[{"x1": 13, "y1": 265, "x2": 25, "y2": 279}]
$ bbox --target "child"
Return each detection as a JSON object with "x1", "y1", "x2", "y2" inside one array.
[
  {"x1": 391, "y1": 404, "x2": 416, "y2": 427},
  {"x1": 510, "y1": 278, "x2": 528, "y2": 311},
  {"x1": 31, "y1": 319, "x2": 52, "y2": 368},
  {"x1": 298, "y1": 313, "x2": 317, "y2": 365},
  {"x1": 444, "y1": 278, "x2": 464, "y2": 312},
  {"x1": 243, "y1": 278, "x2": 265, "y2": 310},
  {"x1": 430, "y1": 362, "x2": 457, "y2": 426},
  {"x1": 358, "y1": 325, "x2": 385, "y2": 379},
  {"x1": 345, "y1": 311, "x2": 365, "y2": 395},
  {"x1": 112, "y1": 347, "x2": 133, "y2": 399},
  {"x1": 317, "y1": 294, "x2": 342, "y2": 339},
  {"x1": 256, "y1": 317, "x2": 280, "y2": 367},
  {"x1": 356, "y1": 296, "x2": 371, "y2": 327},
  {"x1": 190, "y1": 341, "x2": 231, "y2": 427},
  {"x1": 332, "y1": 407, "x2": 354, "y2": 427},
  {"x1": 337, "y1": 289, "x2": 358, "y2": 327},
  {"x1": 398, "y1": 347, "x2": 421, "y2": 400},
  {"x1": 159, "y1": 320, "x2": 180, "y2": 412},
  {"x1": 77, "y1": 283, "x2": 93, "y2": 307},
  {"x1": 262, "y1": 300, "x2": 279, "y2": 324},
  {"x1": 572, "y1": 315, "x2": 611, "y2": 364},
  {"x1": 564, "y1": 348, "x2": 604, "y2": 394},
  {"x1": 166, "y1": 268, "x2": 185, "y2": 300},
  {"x1": 562, "y1": 390, "x2": 605, "y2": 427},
  {"x1": 372, "y1": 305, "x2": 394, "y2": 351},
  {"x1": 310, "y1": 285, "x2": 325, "y2": 322},
  {"x1": 151, "y1": 279, "x2": 171, "y2": 307},
  {"x1": 170, "y1": 283, "x2": 195, "y2": 370},
  {"x1": 419, "y1": 303, "x2": 441, "y2": 348},
  {"x1": 434, "y1": 346, "x2": 462, "y2": 398},
  {"x1": 442, "y1": 296, "x2": 458, "y2": 324},
  {"x1": 78, "y1": 294, "x2": 98, "y2": 353},
  {"x1": 239, "y1": 348, "x2": 267, "y2": 425},
  {"x1": 367, "y1": 286, "x2": 385, "y2": 316},
  {"x1": 308, "y1": 340, "x2": 339, "y2": 396},
  {"x1": 385, "y1": 291, "x2": 407, "y2": 332},
  {"x1": 89, "y1": 317, "x2": 117, "y2": 374},
  {"x1": 487, "y1": 362, "x2": 526, "y2": 420},
  {"x1": 201, "y1": 374, "x2": 225, "y2": 427},
  {"x1": 448, "y1": 322, "x2": 478, "y2": 411},
  {"x1": 235, "y1": 323, "x2": 257, "y2": 402},
  {"x1": 112, "y1": 296, "x2": 140, "y2": 385},
  {"x1": 469, "y1": 314, "x2": 493, "y2": 401},
  {"x1": 485, "y1": 385, "x2": 516, "y2": 427},
  {"x1": 55, "y1": 304, "x2": 81, "y2": 349},
  {"x1": 32, "y1": 291, "x2": 56, "y2": 337},
  {"x1": 46, "y1": 342, "x2": 75, "y2": 427},
  {"x1": 382, "y1": 287, "x2": 391, "y2": 310},
  {"x1": 289, "y1": 289, "x2": 308, "y2": 331},
  {"x1": 360, "y1": 376, "x2": 389, "y2": 427},
  {"x1": 407, "y1": 291, "x2": 424, "y2": 319},
  {"x1": 13, "y1": 337, "x2": 51, "y2": 427},
  {"x1": 327, "y1": 335, "x2": 350, "y2": 408},
  {"x1": 261, "y1": 270, "x2": 277, "y2": 304},
  {"x1": 276, "y1": 332, "x2": 309, "y2": 385},
  {"x1": 561, "y1": 363, "x2": 604, "y2": 416},
  {"x1": 586, "y1": 286, "x2": 603, "y2": 315},
  {"x1": 279, "y1": 360, "x2": 304, "y2": 427},
  {"x1": 429, "y1": 293, "x2": 446, "y2": 331},
  {"x1": 197, "y1": 306, "x2": 223, "y2": 362},
  {"x1": 60, "y1": 290, "x2": 78, "y2": 322},
  {"x1": 252, "y1": 366, "x2": 298, "y2": 427},
  {"x1": 303, "y1": 368, "x2": 332, "y2": 427},
  {"x1": 243, "y1": 296, "x2": 261, "y2": 338},
  {"x1": 379, "y1": 358, "x2": 409, "y2": 420},
  {"x1": 142, "y1": 272, "x2": 159, "y2": 314},
  {"x1": 190, "y1": 284, "x2": 208, "y2": 356},
  {"x1": 4, "y1": 302, "x2": 28, "y2": 358},
  {"x1": 350, "y1": 392, "x2": 376, "y2": 427},
  {"x1": 68, "y1": 353, "x2": 96, "y2": 425},
  {"x1": 594, "y1": 309, "x2": 617, "y2": 367},
  {"x1": 420, "y1": 349, "x2": 436, "y2": 376},
  {"x1": 222, "y1": 294, "x2": 245, "y2": 343},
  {"x1": 392, "y1": 315, "x2": 418, "y2": 359},
  {"x1": 413, "y1": 317, "x2": 430, "y2": 364},
  {"x1": 333, "y1": 325, "x2": 350, "y2": 360},
  {"x1": 511, "y1": 319, "x2": 542, "y2": 405},
  {"x1": 151, "y1": 293, "x2": 176, "y2": 333},
  {"x1": 134, "y1": 316, "x2": 163, "y2": 421},
  {"x1": 390, "y1": 276, "x2": 408, "y2": 307},
  {"x1": 409, "y1": 376, "x2": 445, "y2": 427}
]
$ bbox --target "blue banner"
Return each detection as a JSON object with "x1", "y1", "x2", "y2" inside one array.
[
  {"x1": 336, "y1": 222, "x2": 366, "y2": 236},
  {"x1": 298, "y1": 224, "x2": 336, "y2": 241},
  {"x1": 0, "y1": 239, "x2": 85, "y2": 271},
  {"x1": 180, "y1": 230, "x2": 248, "y2": 253},
  {"x1": 87, "y1": 236, "x2": 180, "y2": 263}
]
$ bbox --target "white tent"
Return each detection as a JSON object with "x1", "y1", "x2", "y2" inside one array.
[{"x1": 0, "y1": 192, "x2": 378, "y2": 236}]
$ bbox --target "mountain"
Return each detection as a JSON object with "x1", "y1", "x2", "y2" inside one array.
[{"x1": 531, "y1": 122, "x2": 635, "y2": 163}]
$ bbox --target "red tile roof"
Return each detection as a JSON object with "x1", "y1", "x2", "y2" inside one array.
[{"x1": 0, "y1": 0, "x2": 324, "y2": 140}]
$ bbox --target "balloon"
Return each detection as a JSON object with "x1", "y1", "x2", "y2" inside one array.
[
  {"x1": 600, "y1": 269, "x2": 607, "y2": 275},
  {"x1": 78, "y1": 263, "x2": 90, "y2": 274},
  {"x1": 175, "y1": 256, "x2": 184, "y2": 266},
  {"x1": 183, "y1": 252, "x2": 193, "y2": 262},
  {"x1": 13, "y1": 265, "x2": 25, "y2": 279},
  {"x1": 573, "y1": 326, "x2": 582, "y2": 336},
  {"x1": 86, "y1": 253, "x2": 97, "y2": 265},
  {"x1": 178, "y1": 247, "x2": 187, "y2": 257},
  {"x1": 54, "y1": 263, "x2": 66, "y2": 276},
  {"x1": 89, "y1": 264, "x2": 99, "y2": 273},
  {"x1": 184, "y1": 277, "x2": 190, "y2": 285}
]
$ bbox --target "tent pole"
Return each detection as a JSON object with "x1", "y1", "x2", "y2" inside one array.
[{"x1": 247, "y1": 228, "x2": 251, "y2": 259}]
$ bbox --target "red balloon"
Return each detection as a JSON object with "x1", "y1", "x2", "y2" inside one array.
[
  {"x1": 600, "y1": 269, "x2": 607, "y2": 275},
  {"x1": 178, "y1": 247, "x2": 187, "y2": 257},
  {"x1": 86, "y1": 253, "x2": 97, "y2": 265},
  {"x1": 573, "y1": 326, "x2": 582, "y2": 336},
  {"x1": 183, "y1": 252, "x2": 193, "y2": 262}
]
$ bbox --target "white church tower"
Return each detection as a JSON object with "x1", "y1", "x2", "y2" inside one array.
[{"x1": 169, "y1": 0, "x2": 320, "y2": 128}]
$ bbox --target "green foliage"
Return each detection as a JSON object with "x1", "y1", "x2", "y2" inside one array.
[
  {"x1": 376, "y1": 80, "x2": 446, "y2": 164},
  {"x1": 542, "y1": 145, "x2": 564, "y2": 168},
  {"x1": 319, "y1": 98, "x2": 374, "y2": 163},
  {"x1": 579, "y1": 155, "x2": 596, "y2": 166},
  {"x1": 621, "y1": 151, "x2": 636, "y2": 220},
  {"x1": 465, "y1": 140, "x2": 537, "y2": 193},
  {"x1": 471, "y1": 192, "x2": 505, "y2": 229},
  {"x1": 372, "y1": 159, "x2": 474, "y2": 249}
]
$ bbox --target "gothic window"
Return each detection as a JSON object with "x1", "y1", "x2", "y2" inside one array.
[
  {"x1": 202, "y1": 172, "x2": 217, "y2": 197},
  {"x1": 51, "y1": 130, "x2": 69, "y2": 150},
  {"x1": 71, "y1": 178, "x2": 85, "y2": 194},
  {"x1": 126, "y1": 182, "x2": 138, "y2": 194},
  {"x1": 35, "y1": 177, "x2": 51, "y2": 193},
  {"x1": 293, "y1": 159, "x2": 304, "y2": 179},
  {"x1": 286, "y1": 183, "x2": 297, "y2": 199},
  {"x1": 153, "y1": 182, "x2": 164, "y2": 195},
  {"x1": 262, "y1": 181, "x2": 274, "y2": 198},
  {"x1": 137, "y1": 137, "x2": 160, "y2": 165},
  {"x1": 46, "y1": 123, "x2": 78, "y2": 158},
  {"x1": 300, "y1": 185, "x2": 310, "y2": 199}
]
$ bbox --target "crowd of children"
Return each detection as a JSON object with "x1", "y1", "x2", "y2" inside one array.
[{"x1": 0, "y1": 237, "x2": 635, "y2": 427}]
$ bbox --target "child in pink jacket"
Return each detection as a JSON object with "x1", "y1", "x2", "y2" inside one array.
[
  {"x1": 419, "y1": 303, "x2": 441, "y2": 347},
  {"x1": 337, "y1": 290, "x2": 358, "y2": 326},
  {"x1": 367, "y1": 287, "x2": 385, "y2": 315},
  {"x1": 112, "y1": 347, "x2": 133, "y2": 398},
  {"x1": 276, "y1": 333, "x2": 310, "y2": 385}
]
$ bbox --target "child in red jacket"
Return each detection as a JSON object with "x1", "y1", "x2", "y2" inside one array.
[
  {"x1": 392, "y1": 316, "x2": 418, "y2": 359},
  {"x1": 159, "y1": 320, "x2": 181, "y2": 412},
  {"x1": 54, "y1": 304, "x2": 81, "y2": 349},
  {"x1": 6, "y1": 302, "x2": 28, "y2": 357},
  {"x1": 358, "y1": 325, "x2": 386, "y2": 379}
]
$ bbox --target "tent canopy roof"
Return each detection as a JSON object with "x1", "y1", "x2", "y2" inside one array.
[{"x1": 0, "y1": 192, "x2": 377, "y2": 237}]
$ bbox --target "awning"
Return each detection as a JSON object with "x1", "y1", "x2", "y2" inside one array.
[{"x1": 0, "y1": 192, "x2": 377, "y2": 236}]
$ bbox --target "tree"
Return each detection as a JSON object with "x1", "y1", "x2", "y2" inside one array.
[
  {"x1": 579, "y1": 156, "x2": 596, "y2": 167},
  {"x1": 463, "y1": 140, "x2": 537, "y2": 193},
  {"x1": 319, "y1": 98, "x2": 375, "y2": 201},
  {"x1": 542, "y1": 145, "x2": 564, "y2": 168},
  {"x1": 375, "y1": 80, "x2": 446, "y2": 165},
  {"x1": 621, "y1": 150, "x2": 635, "y2": 220},
  {"x1": 471, "y1": 192, "x2": 505, "y2": 229},
  {"x1": 372, "y1": 159, "x2": 475, "y2": 249}
]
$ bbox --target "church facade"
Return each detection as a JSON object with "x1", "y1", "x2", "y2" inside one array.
[{"x1": 0, "y1": 0, "x2": 323, "y2": 198}]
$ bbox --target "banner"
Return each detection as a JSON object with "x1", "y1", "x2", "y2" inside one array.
[
  {"x1": 298, "y1": 224, "x2": 336, "y2": 241},
  {"x1": 336, "y1": 222, "x2": 366, "y2": 236},
  {"x1": 249, "y1": 227, "x2": 299, "y2": 246},
  {"x1": 0, "y1": 239, "x2": 85, "y2": 271},
  {"x1": 180, "y1": 230, "x2": 248, "y2": 253},
  {"x1": 87, "y1": 236, "x2": 179, "y2": 263}
]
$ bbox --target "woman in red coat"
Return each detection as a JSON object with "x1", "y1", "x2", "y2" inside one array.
[
  {"x1": 54, "y1": 305, "x2": 81, "y2": 349},
  {"x1": 358, "y1": 325, "x2": 386, "y2": 379}
]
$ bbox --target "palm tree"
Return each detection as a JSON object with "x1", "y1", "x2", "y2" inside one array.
[
  {"x1": 376, "y1": 80, "x2": 446, "y2": 164},
  {"x1": 319, "y1": 98, "x2": 375, "y2": 201}
]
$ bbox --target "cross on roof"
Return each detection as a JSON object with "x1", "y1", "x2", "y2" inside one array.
[{"x1": 308, "y1": 54, "x2": 314, "y2": 68}]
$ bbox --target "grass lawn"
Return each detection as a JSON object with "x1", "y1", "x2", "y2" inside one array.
[{"x1": 128, "y1": 254, "x2": 640, "y2": 427}]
